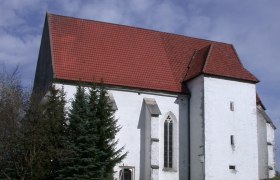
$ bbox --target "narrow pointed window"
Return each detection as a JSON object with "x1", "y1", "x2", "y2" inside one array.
[
  {"x1": 164, "y1": 115, "x2": 173, "y2": 168},
  {"x1": 164, "y1": 120, "x2": 168, "y2": 167}
]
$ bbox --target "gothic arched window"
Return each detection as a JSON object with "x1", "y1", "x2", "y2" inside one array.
[{"x1": 164, "y1": 115, "x2": 173, "y2": 168}]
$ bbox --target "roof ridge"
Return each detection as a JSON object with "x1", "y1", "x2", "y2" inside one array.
[
  {"x1": 158, "y1": 34, "x2": 181, "y2": 89},
  {"x1": 183, "y1": 50, "x2": 198, "y2": 81},
  {"x1": 202, "y1": 44, "x2": 213, "y2": 73},
  {"x1": 47, "y1": 12, "x2": 232, "y2": 46},
  {"x1": 182, "y1": 45, "x2": 211, "y2": 82}
]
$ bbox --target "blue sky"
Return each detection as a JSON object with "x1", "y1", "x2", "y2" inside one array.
[{"x1": 1, "y1": 0, "x2": 279, "y2": 171}]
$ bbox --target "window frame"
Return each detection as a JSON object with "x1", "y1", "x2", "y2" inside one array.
[
  {"x1": 164, "y1": 116, "x2": 173, "y2": 168},
  {"x1": 162, "y1": 112, "x2": 177, "y2": 171},
  {"x1": 119, "y1": 166, "x2": 135, "y2": 180}
]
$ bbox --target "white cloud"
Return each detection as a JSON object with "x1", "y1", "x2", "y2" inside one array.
[
  {"x1": 0, "y1": 8, "x2": 24, "y2": 28},
  {"x1": 79, "y1": 3, "x2": 127, "y2": 24},
  {"x1": 0, "y1": 31, "x2": 40, "y2": 64},
  {"x1": 142, "y1": 1, "x2": 188, "y2": 33},
  {"x1": 52, "y1": 0, "x2": 82, "y2": 16},
  {"x1": 184, "y1": 16, "x2": 211, "y2": 38}
]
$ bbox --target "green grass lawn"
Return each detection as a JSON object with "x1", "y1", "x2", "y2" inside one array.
[{"x1": 268, "y1": 177, "x2": 280, "y2": 180}]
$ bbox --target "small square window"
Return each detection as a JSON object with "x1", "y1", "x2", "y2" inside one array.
[
  {"x1": 119, "y1": 166, "x2": 135, "y2": 180},
  {"x1": 230, "y1": 135, "x2": 235, "y2": 146},
  {"x1": 230, "y1": 102, "x2": 234, "y2": 111},
  {"x1": 229, "y1": 165, "x2": 236, "y2": 170}
]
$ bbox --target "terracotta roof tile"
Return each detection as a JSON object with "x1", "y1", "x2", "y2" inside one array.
[
  {"x1": 202, "y1": 43, "x2": 258, "y2": 82},
  {"x1": 47, "y1": 13, "x2": 258, "y2": 93},
  {"x1": 184, "y1": 45, "x2": 211, "y2": 81}
]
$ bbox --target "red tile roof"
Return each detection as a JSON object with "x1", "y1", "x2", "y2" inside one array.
[
  {"x1": 202, "y1": 43, "x2": 258, "y2": 82},
  {"x1": 184, "y1": 45, "x2": 211, "y2": 81},
  {"x1": 47, "y1": 13, "x2": 258, "y2": 93}
]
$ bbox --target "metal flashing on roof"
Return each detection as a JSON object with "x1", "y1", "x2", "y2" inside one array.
[{"x1": 144, "y1": 98, "x2": 161, "y2": 116}]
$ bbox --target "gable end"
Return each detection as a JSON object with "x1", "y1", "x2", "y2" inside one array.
[{"x1": 33, "y1": 14, "x2": 54, "y2": 97}]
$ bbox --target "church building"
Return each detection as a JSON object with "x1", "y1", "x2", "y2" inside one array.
[{"x1": 34, "y1": 13, "x2": 276, "y2": 180}]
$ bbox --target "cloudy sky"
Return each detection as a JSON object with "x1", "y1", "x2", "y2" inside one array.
[{"x1": 1, "y1": 0, "x2": 279, "y2": 171}]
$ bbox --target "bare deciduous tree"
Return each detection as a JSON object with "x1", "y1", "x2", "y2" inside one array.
[{"x1": 0, "y1": 66, "x2": 42, "y2": 179}]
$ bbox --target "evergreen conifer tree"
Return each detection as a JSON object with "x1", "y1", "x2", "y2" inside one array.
[
  {"x1": 86, "y1": 84, "x2": 104, "y2": 178},
  {"x1": 59, "y1": 85, "x2": 103, "y2": 179},
  {"x1": 58, "y1": 85, "x2": 87, "y2": 179},
  {"x1": 40, "y1": 85, "x2": 67, "y2": 179},
  {"x1": 58, "y1": 83, "x2": 126, "y2": 179},
  {"x1": 95, "y1": 85, "x2": 127, "y2": 178}
]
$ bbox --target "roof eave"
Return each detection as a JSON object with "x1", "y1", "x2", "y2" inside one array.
[
  {"x1": 53, "y1": 78, "x2": 190, "y2": 96},
  {"x1": 183, "y1": 73, "x2": 259, "y2": 84}
]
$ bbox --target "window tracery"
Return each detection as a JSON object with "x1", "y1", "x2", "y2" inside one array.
[{"x1": 164, "y1": 115, "x2": 173, "y2": 168}]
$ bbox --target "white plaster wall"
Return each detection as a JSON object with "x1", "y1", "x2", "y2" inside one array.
[
  {"x1": 203, "y1": 77, "x2": 259, "y2": 180},
  {"x1": 151, "y1": 116, "x2": 159, "y2": 167},
  {"x1": 151, "y1": 116, "x2": 159, "y2": 180},
  {"x1": 187, "y1": 75, "x2": 205, "y2": 180},
  {"x1": 53, "y1": 83, "x2": 188, "y2": 180},
  {"x1": 267, "y1": 123, "x2": 276, "y2": 178},
  {"x1": 257, "y1": 107, "x2": 269, "y2": 179},
  {"x1": 143, "y1": 105, "x2": 151, "y2": 180},
  {"x1": 113, "y1": 90, "x2": 184, "y2": 180}
]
